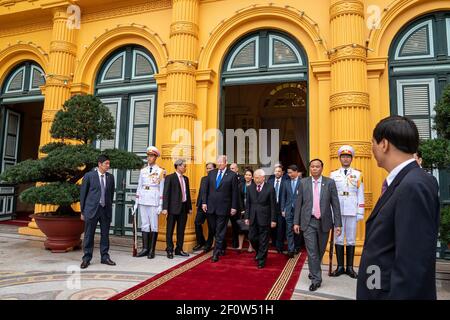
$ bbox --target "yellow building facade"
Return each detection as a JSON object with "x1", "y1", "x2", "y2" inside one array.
[{"x1": 1, "y1": 0, "x2": 449, "y2": 259}]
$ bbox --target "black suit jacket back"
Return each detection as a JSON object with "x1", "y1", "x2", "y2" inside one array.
[
  {"x1": 244, "y1": 183, "x2": 277, "y2": 226},
  {"x1": 163, "y1": 173, "x2": 192, "y2": 215},
  {"x1": 196, "y1": 176, "x2": 208, "y2": 210},
  {"x1": 267, "y1": 176, "x2": 285, "y2": 215},
  {"x1": 202, "y1": 168, "x2": 239, "y2": 216},
  {"x1": 357, "y1": 161, "x2": 439, "y2": 300},
  {"x1": 80, "y1": 169, "x2": 115, "y2": 220}
]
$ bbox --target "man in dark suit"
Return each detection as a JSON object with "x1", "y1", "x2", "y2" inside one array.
[
  {"x1": 357, "y1": 116, "x2": 440, "y2": 300},
  {"x1": 281, "y1": 164, "x2": 303, "y2": 258},
  {"x1": 193, "y1": 162, "x2": 216, "y2": 251},
  {"x1": 229, "y1": 163, "x2": 243, "y2": 248},
  {"x1": 267, "y1": 165, "x2": 285, "y2": 253},
  {"x1": 294, "y1": 159, "x2": 342, "y2": 291},
  {"x1": 202, "y1": 155, "x2": 239, "y2": 262},
  {"x1": 162, "y1": 159, "x2": 192, "y2": 259},
  {"x1": 80, "y1": 155, "x2": 116, "y2": 269},
  {"x1": 245, "y1": 169, "x2": 277, "y2": 268}
]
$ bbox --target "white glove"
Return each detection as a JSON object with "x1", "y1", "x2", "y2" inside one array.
[
  {"x1": 357, "y1": 214, "x2": 364, "y2": 221},
  {"x1": 157, "y1": 205, "x2": 162, "y2": 214}
]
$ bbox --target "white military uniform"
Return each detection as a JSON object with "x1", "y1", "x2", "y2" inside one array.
[
  {"x1": 136, "y1": 164, "x2": 164, "y2": 232},
  {"x1": 330, "y1": 167, "x2": 364, "y2": 246}
]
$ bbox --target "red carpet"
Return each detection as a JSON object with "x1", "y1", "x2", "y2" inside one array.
[
  {"x1": 110, "y1": 249, "x2": 307, "y2": 300},
  {"x1": 0, "y1": 220, "x2": 29, "y2": 227}
]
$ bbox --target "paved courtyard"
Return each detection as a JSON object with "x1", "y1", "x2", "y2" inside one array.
[{"x1": 0, "y1": 224, "x2": 448, "y2": 300}]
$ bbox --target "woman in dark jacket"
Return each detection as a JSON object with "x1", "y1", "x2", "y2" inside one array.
[{"x1": 237, "y1": 168, "x2": 255, "y2": 253}]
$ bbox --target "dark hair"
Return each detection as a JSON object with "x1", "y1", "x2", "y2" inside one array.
[
  {"x1": 244, "y1": 168, "x2": 254, "y2": 176},
  {"x1": 287, "y1": 164, "x2": 299, "y2": 172},
  {"x1": 416, "y1": 149, "x2": 422, "y2": 158},
  {"x1": 97, "y1": 154, "x2": 110, "y2": 164},
  {"x1": 309, "y1": 158, "x2": 324, "y2": 167},
  {"x1": 206, "y1": 162, "x2": 216, "y2": 169},
  {"x1": 373, "y1": 116, "x2": 419, "y2": 154}
]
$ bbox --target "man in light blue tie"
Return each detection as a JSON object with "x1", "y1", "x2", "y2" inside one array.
[
  {"x1": 281, "y1": 164, "x2": 303, "y2": 258},
  {"x1": 202, "y1": 155, "x2": 239, "y2": 262}
]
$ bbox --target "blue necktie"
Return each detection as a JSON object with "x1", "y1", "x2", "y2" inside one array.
[
  {"x1": 291, "y1": 180, "x2": 296, "y2": 194},
  {"x1": 275, "y1": 179, "x2": 280, "y2": 202},
  {"x1": 216, "y1": 170, "x2": 223, "y2": 189}
]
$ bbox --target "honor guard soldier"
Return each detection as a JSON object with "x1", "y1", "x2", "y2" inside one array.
[
  {"x1": 330, "y1": 145, "x2": 365, "y2": 278},
  {"x1": 135, "y1": 146, "x2": 165, "y2": 259}
]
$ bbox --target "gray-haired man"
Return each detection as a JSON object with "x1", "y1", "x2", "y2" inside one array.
[{"x1": 162, "y1": 159, "x2": 192, "y2": 258}]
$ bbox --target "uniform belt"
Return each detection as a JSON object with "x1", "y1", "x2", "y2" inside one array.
[
  {"x1": 143, "y1": 186, "x2": 158, "y2": 190},
  {"x1": 339, "y1": 192, "x2": 356, "y2": 196}
]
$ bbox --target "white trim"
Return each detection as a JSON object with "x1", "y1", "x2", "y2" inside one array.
[
  {"x1": 4, "y1": 66, "x2": 26, "y2": 93},
  {"x1": 98, "y1": 97, "x2": 121, "y2": 149},
  {"x1": 224, "y1": 73, "x2": 304, "y2": 85},
  {"x1": 2, "y1": 96, "x2": 44, "y2": 104},
  {"x1": 227, "y1": 36, "x2": 259, "y2": 71},
  {"x1": 393, "y1": 64, "x2": 450, "y2": 73},
  {"x1": 395, "y1": 20, "x2": 434, "y2": 60},
  {"x1": 2, "y1": 110, "x2": 21, "y2": 173},
  {"x1": 29, "y1": 65, "x2": 45, "y2": 91},
  {"x1": 396, "y1": 78, "x2": 437, "y2": 139},
  {"x1": 126, "y1": 94, "x2": 155, "y2": 189},
  {"x1": 268, "y1": 34, "x2": 303, "y2": 68},
  {"x1": 100, "y1": 52, "x2": 126, "y2": 83},
  {"x1": 132, "y1": 49, "x2": 157, "y2": 80},
  {"x1": 447, "y1": 18, "x2": 450, "y2": 57},
  {"x1": 96, "y1": 83, "x2": 157, "y2": 95}
]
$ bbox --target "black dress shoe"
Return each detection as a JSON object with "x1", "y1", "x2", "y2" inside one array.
[
  {"x1": 167, "y1": 252, "x2": 174, "y2": 259},
  {"x1": 308, "y1": 273, "x2": 312, "y2": 280},
  {"x1": 287, "y1": 251, "x2": 295, "y2": 259},
  {"x1": 309, "y1": 283, "x2": 321, "y2": 292},
  {"x1": 175, "y1": 250, "x2": 189, "y2": 257},
  {"x1": 101, "y1": 258, "x2": 116, "y2": 266},
  {"x1": 211, "y1": 255, "x2": 219, "y2": 262},
  {"x1": 80, "y1": 261, "x2": 90, "y2": 269},
  {"x1": 295, "y1": 248, "x2": 301, "y2": 254},
  {"x1": 257, "y1": 260, "x2": 265, "y2": 269},
  {"x1": 193, "y1": 244, "x2": 204, "y2": 251},
  {"x1": 218, "y1": 250, "x2": 225, "y2": 256},
  {"x1": 276, "y1": 248, "x2": 283, "y2": 254},
  {"x1": 203, "y1": 246, "x2": 212, "y2": 253}
]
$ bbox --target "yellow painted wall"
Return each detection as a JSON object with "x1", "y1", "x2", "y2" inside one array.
[{"x1": 1, "y1": 0, "x2": 448, "y2": 256}]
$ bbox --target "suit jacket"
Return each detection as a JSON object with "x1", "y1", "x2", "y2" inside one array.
[
  {"x1": 196, "y1": 176, "x2": 208, "y2": 211},
  {"x1": 244, "y1": 183, "x2": 277, "y2": 226},
  {"x1": 238, "y1": 180, "x2": 254, "y2": 214},
  {"x1": 80, "y1": 169, "x2": 115, "y2": 220},
  {"x1": 267, "y1": 176, "x2": 285, "y2": 215},
  {"x1": 356, "y1": 161, "x2": 439, "y2": 300},
  {"x1": 293, "y1": 176, "x2": 342, "y2": 232},
  {"x1": 281, "y1": 178, "x2": 301, "y2": 217},
  {"x1": 202, "y1": 168, "x2": 239, "y2": 216},
  {"x1": 163, "y1": 172, "x2": 192, "y2": 215}
]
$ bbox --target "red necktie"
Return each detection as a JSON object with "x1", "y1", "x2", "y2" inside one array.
[
  {"x1": 179, "y1": 175, "x2": 186, "y2": 202},
  {"x1": 381, "y1": 179, "x2": 388, "y2": 196},
  {"x1": 257, "y1": 185, "x2": 261, "y2": 192}
]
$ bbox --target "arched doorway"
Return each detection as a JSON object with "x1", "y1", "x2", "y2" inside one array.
[
  {"x1": 0, "y1": 61, "x2": 45, "y2": 221},
  {"x1": 389, "y1": 11, "x2": 450, "y2": 204},
  {"x1": 95, "y1": 45, "x2": 158, "y2": 235},
  {"x1": 221, "y1": 30, "x2": 308, "y2": 174}
]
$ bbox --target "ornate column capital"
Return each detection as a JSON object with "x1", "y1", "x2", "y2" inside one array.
[{"x1": 330, "y1": 0, "x2": 364, "y2": 20}]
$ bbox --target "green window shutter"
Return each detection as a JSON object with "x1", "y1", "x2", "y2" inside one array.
[
  {"x1": 103, "y1": 53, "x2": 124, "y2": 81},
  {"x1": 6, "y1": 68, "x2": 25, "y2": 92},
  {"x1": 134, "y1": 52, "x2": 154, "y2": 77},
  {"x1": 98, "y1": 98, "x2": 120, "y2": 150},
  {"x1": 30, "y1": 67, "x2": 45, "y2": 90},
  {"x1": 228, "y1": 37, "x2": 258, "y2": 70},
  {"x1": 397, "y1": 79, "x2": 436, "y2": 140}
]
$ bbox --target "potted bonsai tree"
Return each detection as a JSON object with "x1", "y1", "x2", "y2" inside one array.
[
  {"x1": 419, "y1": 84, "x2": 450, "y2": 253},
  {"x1": 0, "y1": 94, "x2": 143, "y2": 252}
]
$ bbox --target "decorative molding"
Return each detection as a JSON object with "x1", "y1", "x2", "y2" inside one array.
[
  {"x1": 330, "y1": 0, "x2": 364, "y2": 20},
  {"x1": 310, "y1": 60, "x2": 331, "y2": 79},
  {"x1": 163, "y1": 101, "x2": 197, "y2": 118},
  {"x1": 0, "y1": 20, "x2": 52, "y2": 37},
  {"x1": 49, "y1": 40, "x2": 77, "y2": 56},
  {"x1": 195, "y1": 69, "x2": 216, "y2": 87},
  {"x1": 170, "y1": 21, "x2": 199, "y2": 38},
  {"x1": 330, "y1": 91, "x2": 369, "y2": 111},
  {"x1": 41, "y1": 109, "x2": 57, "y2": 122},
  {"x1": 329, "y1": 46, "x2": 366, "y2": 63},
  {"x1": 167, "y1": 62, "x2": 196, "y2": 75},
  {"x1": 161, "y1": 143, "x2": 195, "y2": 161},
  {"x1": 330, "y1": 141, "x2": 372, "y2": 158},
  {"x1": 70, "y1": 82, "x2": 90, "y2": 94}
]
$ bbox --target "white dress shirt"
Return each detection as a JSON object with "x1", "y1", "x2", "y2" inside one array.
[
  {"x1": 386, "y1": 158, "x2": 416, "y2": 186},
  {"x1": 176, "y1": 171, "x2": 187, "y2": 203},
  {"x1": 311, "y1": 176, "x2": 323, "y2": 217}
]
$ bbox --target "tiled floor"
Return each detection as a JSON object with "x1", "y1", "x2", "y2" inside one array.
[{"x1": 0, "y1": 224, "x2": 449, "y2": 300}]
